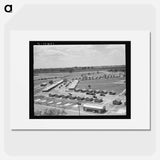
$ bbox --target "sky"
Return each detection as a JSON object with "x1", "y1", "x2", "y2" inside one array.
[{"x1": 34, "y1": 44, "x2": 125, "y2": 69}]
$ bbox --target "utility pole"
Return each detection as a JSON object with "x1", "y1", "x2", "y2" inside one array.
[{"x1": 77, "y1": 102, "x2": 81, "y2": 116}]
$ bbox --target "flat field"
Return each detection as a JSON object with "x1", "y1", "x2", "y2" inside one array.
[{"x1": 77, "y1": 78, "x2": 125, "y2": 94}]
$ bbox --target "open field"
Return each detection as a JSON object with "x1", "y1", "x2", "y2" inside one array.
[{"x1": 77, "y1": 78, "x2": 125, "y2": 94}]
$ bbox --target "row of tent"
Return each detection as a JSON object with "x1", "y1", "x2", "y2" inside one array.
[
  {"x1": 72, "y1": 74, "x2": 125, "y2": 81},
  {"x1": 74, "y1": 88, "x2": 116, "y2": 95},
  {"x1": 49, "y1": 93, "x2": 103, "y2": 103}
]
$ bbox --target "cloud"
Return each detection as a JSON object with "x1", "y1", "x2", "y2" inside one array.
[
  {"x1": 34, "y1": 44, "x2": 125, "y2": 68},
  {"x1": 34, "y1": 45, "x2": 68, "y2": 57}
]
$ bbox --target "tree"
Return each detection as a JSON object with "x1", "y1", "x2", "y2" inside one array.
[
  {"x1": 63, "y1": 78, "x2": 68, "y2": 82},
  {"x1": 88, "y1": 85, "x2": 91, "y2": 89},
  {"x1": 49, "y1": 80, "x2": 53, "y2": 84},
  {"x1": 69, "y1": 68, "x2": 73, "y2": 73}
]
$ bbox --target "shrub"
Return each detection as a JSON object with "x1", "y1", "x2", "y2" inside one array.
[
  {"x1": 35, "y1": 108, "x2": 67, "y2": 116},
  {"x1": 113, "y1": 99, "x2": 122, "y2": 105},
  {"x1": 49, "y1": 80, "x2": 53, "y2": 84}
]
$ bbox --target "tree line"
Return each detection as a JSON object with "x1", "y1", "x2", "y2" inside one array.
[{"x1": 34, "y1": 65, "x2": 126, "y2": 74}]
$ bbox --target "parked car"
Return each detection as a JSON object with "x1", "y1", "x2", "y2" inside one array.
[
  {"x1": 64, "y1": 95, "x2": 69, "y2": 99},
  {"x1": 61, "y1": 95, "x2": 66, "y2": 98},
  {"x1": 85, "y1": 97, "x2": 92, "y2": 101},
  {"x1": 102, "y1": 90, "x2": 108, "y2": 94},
  {"x1": 94, "y1": 98, "x2": 103, "y2": 103},
  {"x1": 77, "y1": 96, "x2": 84, "y2": 101},
  {"x1": 81, "y1": 89, "x2": 87, "y2": 92},
  {"x1": 109, "y1": 91, "x2": 116, "y2": 95},
  {"x1": 100, "y1": 93, "x2": 105, "y2": 96},
  {"x1": 74, "y1": 88, "x2": 80, "y2": 92},
  {"x1": 113, "y1": 99, "x2": 122, "y2": 105},
  {"x1": 49, "y1": 93, "x2": 55, "y2": 97},
  {"x1": 40, "y1": 82, "x2": 47, "y2": 86}
]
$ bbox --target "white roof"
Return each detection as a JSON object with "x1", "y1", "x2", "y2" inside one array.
[
  {"x1": 83, "y1": 103, "x2": 105, "y2": 109},
  {"x1": 41, "y1": 100, "x2": 46, "y2": 103},
  {"x1": 35, "y1": 99, "x2": 40, "y2": 102},
  {"x1": 43, "y1": 80, "x2": 63, "y2": 91},
  {"x1": 64, "y1": 103, "x2": 71, "y2": 106},
  {"x1": 42, "y1": 82, "x2": 47, "y2": 85},
  {"x1": 48, "y1": 101, "x2": 53, "y2": 104},
  {"x1": 68, "y1": 80, "x2": 79, "y2": 89}
]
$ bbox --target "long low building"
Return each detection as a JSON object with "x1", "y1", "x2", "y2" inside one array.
[
  {"x1": 83, "y1": 103, "x2": 106, "y2": 113},
  {"x1": 68, "y1": 80, "x2": 79, "y2": 90},
  {"x1": 42, "y1": 80, "x2": 63, "y2": 92}
]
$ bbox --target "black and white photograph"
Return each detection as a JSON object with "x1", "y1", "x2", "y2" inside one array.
[
  {"x1": 30, "y1": 41, "x2": 131, "y2": 119},
  {"x1": 1, "y1": 1, "x2": 156, "y2": 158}
]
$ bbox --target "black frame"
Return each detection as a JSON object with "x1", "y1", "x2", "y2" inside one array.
[{"x1": 29, "y1": 41, "x2": 131, "y2": 119}]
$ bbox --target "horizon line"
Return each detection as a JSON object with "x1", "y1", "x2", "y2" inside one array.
[{"x1": 34, "y1": 64, "x2": 126, "y2": 70}]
